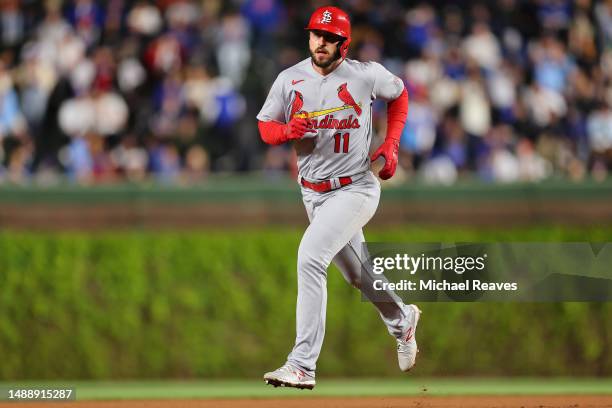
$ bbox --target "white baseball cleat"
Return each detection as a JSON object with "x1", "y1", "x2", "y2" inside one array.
[
  {"x1": 397, "y1": 304, "x2": 422, "y2": 372},
  {"x1": 263, "y1": 363, "x2": 316, "y2": 390}
]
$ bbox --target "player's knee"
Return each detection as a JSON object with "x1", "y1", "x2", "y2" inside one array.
[
  {"x1": 339, "y1": 266, "x2": 362, "y2": 288},
  {"x1": 347, "y1": 274, "x2": 362, "y2": 289},
  {"x1": 297, "y1": 249, "x2": 328, "y2": 276}
]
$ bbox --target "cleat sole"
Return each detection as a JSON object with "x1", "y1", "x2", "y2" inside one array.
[{"x1": 264, "y1": 378, "x2": 315, "y2": 390}]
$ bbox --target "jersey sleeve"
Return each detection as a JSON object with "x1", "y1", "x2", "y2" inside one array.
[
  {"x1": 370, "y1": 62, "x2": 404, "y2": 101},
  {"x1": 257, "y1": 74, "x2": 287, "y2": 123}
]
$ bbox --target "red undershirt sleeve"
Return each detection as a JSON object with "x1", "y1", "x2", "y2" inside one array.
[
  {"x1": 258, "y1": 120, "x2": 287, "y2": 145},
  {"x1": 385, "y1": 87, "x2": 409, "y2": 142}
]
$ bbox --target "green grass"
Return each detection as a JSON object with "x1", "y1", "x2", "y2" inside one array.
[{"x1": 1, "y1": 378, "x2": 611, "y2": 400}]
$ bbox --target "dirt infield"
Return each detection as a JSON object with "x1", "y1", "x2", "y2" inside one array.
[{"x1": 3, "y1": 396, "x2": 612, "y2": 408}]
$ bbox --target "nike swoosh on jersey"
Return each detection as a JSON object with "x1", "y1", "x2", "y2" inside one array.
[{"x1": 291, "y1": 79, "x2": 305, "y2": 85}]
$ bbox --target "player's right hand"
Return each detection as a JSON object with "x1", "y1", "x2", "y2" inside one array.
[{"x1": 284, "y1": 116, "x2": 308, "y2": 141}]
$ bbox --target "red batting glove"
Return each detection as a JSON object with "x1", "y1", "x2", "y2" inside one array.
[
  {"x1": 371, "y1": 138, "x2": 399, "y2": 180},
  {"x1": 284, "y1": 116, "x2": 308, "y2": 141}
]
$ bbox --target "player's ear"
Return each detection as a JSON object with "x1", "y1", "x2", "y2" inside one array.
[{"x1": 336, "y1": 39, "x2": 345, "y2": 55}]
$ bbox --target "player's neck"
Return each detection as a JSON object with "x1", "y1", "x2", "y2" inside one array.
[{"x1": 311, "y1": 58, "x2": 343, "y2": 76}]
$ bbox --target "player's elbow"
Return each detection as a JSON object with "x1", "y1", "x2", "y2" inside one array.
[
  {"x1": 388, "y1": 88, "x2": 409, "y2": 117},
  {"x1": 258, "y1": 120, "x2": 273, "y2": 144}
]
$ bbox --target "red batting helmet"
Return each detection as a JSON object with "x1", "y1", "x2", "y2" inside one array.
[{"x1": 306, "y1": 6, "x2": 352, "y2": 59}]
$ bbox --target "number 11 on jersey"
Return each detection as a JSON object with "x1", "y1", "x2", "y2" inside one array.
[{"x1": 333, "y1": 132, "x2": 350, "y2": 153}]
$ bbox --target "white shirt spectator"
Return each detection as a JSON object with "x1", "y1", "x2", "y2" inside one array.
[
  {"x1": 405, "y1": 56, "x2": 442, "y2": 88},
  {"x1": 430, "y1": 77, "x2": 460, "y2": 112},
  {"x1": 59, "y1": 92, "x2": 128, "y2": 137},
  {"x1": 488, "y1": 66, "x2": 516, "y2": 109},
  {"x1": 184, "y1": 67, "x2": 213, "y2": 112},
  {"x1": 111, "y1": 141, "x2": 149, "y2": 181},
  {"x1": 128, "y1": 1, "x2": 162, "y2": 35},
  {"x1": 57, "y1": 33, "x2": 86, "y2": 74},
  {"x1": 460, "y1": 79, "x2": 491, "y2": 136},
  {"x1": 37, "y1": 9, "x2": 71, "y2": 45},
  {"x1": 463, "y1": 23, "x2": 502, "y2": 70},
  {"x1": 118, "y1": 57, "x2": 146, "y2": 92},
  {"x1": 516, "y1": 138, "x2": 552, "y2": 182},
  {"x1": 95, "y1": 92, "x2": 129, "y2": 135},
  {"x1": 58, "y1": 96, "x2": 96, "y2": 137},
  {"x1": 587, "y1": 106, "x2": 612, "y2": 152},
  {"x1": 420, "y1": 156, "x2": 458, "y2": 185},
  {"x1": 522, "y1": 84, "x2": 567, "y2": 127},
  {"x1": 216, "y1": 13, "x2": 251, "y2": 87},
  {"x1": 491, "y1": 149, "x2": 520, "y2": 183},
  {"x1": 70, "y1": 58, "x2": 96, "y2": 93}
]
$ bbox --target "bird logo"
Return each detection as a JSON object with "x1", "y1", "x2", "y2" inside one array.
[
  {"x1": 337, "y1": 83, "x2": 362, "y2": 116},
  {"x1": 290, "y1": 90, "x2": 305, "y2": 117}
]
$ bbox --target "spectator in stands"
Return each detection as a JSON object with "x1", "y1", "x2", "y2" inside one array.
[
  {"x1": 0, "y1": 0, "x2": 608, "y2": 185},
  {"x1": 588, "y1": 101, "x2": 612, "y2": 178}
]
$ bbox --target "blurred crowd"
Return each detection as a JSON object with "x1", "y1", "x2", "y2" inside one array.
[{"x1": 0, "y1": 0, "x2": 610, "y2": 185}]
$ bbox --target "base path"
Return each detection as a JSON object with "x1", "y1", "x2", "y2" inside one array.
[{"x1": 3, "y1": 396, "x2": 612, "y2": 408}]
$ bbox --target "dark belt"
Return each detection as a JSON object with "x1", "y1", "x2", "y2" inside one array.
[{"x1": 300, "y1": 176, "x2": 353, "y2": 193}]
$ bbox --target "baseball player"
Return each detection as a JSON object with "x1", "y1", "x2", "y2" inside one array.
[{"x1": 257, "y1": 6, "x2": 421, "y2": 389}]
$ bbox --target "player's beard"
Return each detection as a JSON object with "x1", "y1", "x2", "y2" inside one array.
[{"x1": 310, "y1": 45, "x2": 342, "y2": 69}]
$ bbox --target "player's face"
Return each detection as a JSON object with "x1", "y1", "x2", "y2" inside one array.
[{"x1": 309, "y1": 30, "x2": 343, "y2": 68}]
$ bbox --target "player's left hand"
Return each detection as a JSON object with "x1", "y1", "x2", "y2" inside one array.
[{"x1": 370, "y1": 138, "x2": 399, "y2": 180}]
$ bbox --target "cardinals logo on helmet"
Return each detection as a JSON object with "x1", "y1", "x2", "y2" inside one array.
[{"x1": 321, "y1": 10, "x2": 332, "y2": 23}]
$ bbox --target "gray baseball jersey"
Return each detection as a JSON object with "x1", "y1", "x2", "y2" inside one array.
[{"x1": 257, "y1": 58, "x2": 404, "y2": 181}]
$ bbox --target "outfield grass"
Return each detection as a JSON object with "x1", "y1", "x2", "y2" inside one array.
[{"x1": 1, "y1": 378, "x2": 611, "y2": 400}]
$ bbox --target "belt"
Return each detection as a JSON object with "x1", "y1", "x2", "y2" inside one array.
[{"x1": 300, "y1": 176, "x2": 353, "y2": 193}]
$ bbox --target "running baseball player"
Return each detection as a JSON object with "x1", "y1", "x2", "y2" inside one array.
[{"x1": 257, "y1": 6, "x2": 421, "y2": 390}]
